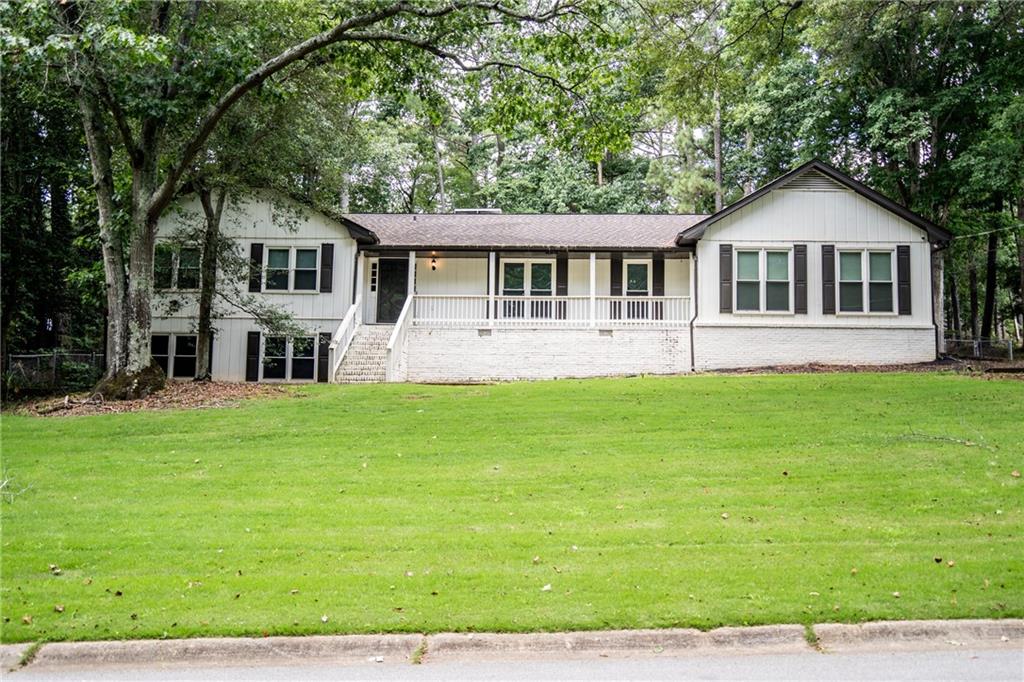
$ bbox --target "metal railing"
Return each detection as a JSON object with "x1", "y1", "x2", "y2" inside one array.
[
  {"x1": 328, "y1": 296, "x2": 361, "y2": 382},
  {"x1": 411, "y1": 294, "x2": 690, "y2": 328},
  {"x1": 385, "y1": 295, "x2": 414, "y2": 382}
]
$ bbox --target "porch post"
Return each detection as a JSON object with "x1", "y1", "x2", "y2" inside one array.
[
  {"x1": 407, "y1": 250, "x2": 416, "y2": 298},
  {"x1": 488, "y1": 251, "x2": 496, "y2": 327},
  {"x1": 589, "y1": 252, "x2": 597, "y2": 327},
  {"x1": 354, "y1": 251, "x2": 365, "y2": 304}
]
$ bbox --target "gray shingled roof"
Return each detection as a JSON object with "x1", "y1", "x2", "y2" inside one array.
[{"x1": 342, "y1": 213, "x2": 708, "y2": 250}]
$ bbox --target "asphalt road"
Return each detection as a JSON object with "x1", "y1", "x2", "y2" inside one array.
[{"x1": 13, "y1": 648, "x2": 1023, "y2": 682}]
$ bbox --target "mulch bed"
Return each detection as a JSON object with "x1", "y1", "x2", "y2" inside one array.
[
  {"x1": 9, "y1": 381, "x2": 290, "y2": 417},
  {"x1": 714, "y1": 357, "x2": 1024, "y2": 379}
]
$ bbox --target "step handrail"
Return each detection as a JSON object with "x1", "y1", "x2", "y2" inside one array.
[
  {"x1": 384, "y1": 295, "x2": 414, "y2": 382},
  {"x1": 328, "y1": 296, "x2": 361, "y2": 382}
]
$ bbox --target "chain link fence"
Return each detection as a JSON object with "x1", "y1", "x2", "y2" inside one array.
[
  {"x1": 3, "y1": 351, "x2": 105, "y2": 397},
  {"x1": 944, "y1": 337, "x2": 1016, "y2": 361}
]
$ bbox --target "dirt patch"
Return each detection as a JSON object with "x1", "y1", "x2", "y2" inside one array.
[{"x1": 10, "y1": 382, "x2": 289, "y2": 417}]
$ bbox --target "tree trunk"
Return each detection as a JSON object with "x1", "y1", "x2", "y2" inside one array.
[
  {"x1": 981, "y1": 231, "x2": 998, "y2": 339},
  {"x1": 713, "y1": 85, "x2": 723, "y2": 211},
  {"x1": 969, "y1": 260, "x2": 980, "y2": 338},
  {"x1": 196, "y1": 187, "x2": 226, "y2": 381},
  {"x1": 432, "y1": 129, "x2": 447, "y2": 212},
  {"x1": 949, "y1": 270, "x2": 962, "y2": 337},
  {"x1": 1016, "y1": 197, "x2": 1023, "y2": 324},
  {"x1": 743, "y1": 130, "x2": 755, "y2": 195},
  {"x1": 596, "y1": 158, "x2": 603, "y2": 187},
  {"x1": 339, "y1": 176, "x2": 350, "y2": 213},
  {"x1": 77, "y1": 91, "x2": 128, "y2": 377}
]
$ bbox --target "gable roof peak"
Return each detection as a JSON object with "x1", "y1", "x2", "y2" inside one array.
[{"x1": 676, "y1": 159, "x2": 952, "y2": 245}]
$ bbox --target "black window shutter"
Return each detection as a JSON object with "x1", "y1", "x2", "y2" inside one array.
[
  {"x1": 248, "y1": 243, "x2": 263, "y2": 292},
  {"x1": 822, "y1": 245, "x2": 836, "y2": 315},
  {"x1": 245, "y1": 331, "x2": 261, "y2": 382},
  {"x1": 317, "y1": 332, "x2": 331, "y2": 383},
  {"x1": 897, "y1": 244, "x2": 911, "y2": 315},
  {"x1": 319, "y1": 243, "x2": 334, "y2": 293},
  {"x1": 609, "y1": 253, "x2": 623, "y2": 295},
  {"x1": 794, "y1": 244, "x2": 808, "y2": 314},
  {"x1": 555, "y1": 254, "x2": 568, "y2": 295},
  {"x1": 719, "y1": 244, "x2": 732, "y2": 313},
  {"x1": 652, "y1": 253, "x2": 665, "y2": 296}
]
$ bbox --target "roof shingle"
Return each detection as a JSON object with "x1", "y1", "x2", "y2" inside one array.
[{"x1": 342, "y1": 213, "x2": 707, "y2": 250}]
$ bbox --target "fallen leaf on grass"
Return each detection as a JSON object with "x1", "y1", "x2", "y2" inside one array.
[
  {"x1": 22, "y1": 615, "x2": 32, "y2": 625},
  {"x1": 541, "y1": 584, "x2": 552, "y2": 592},
  {"x1": 54, "y1": 604, "x2": 64, "y2": 613}
]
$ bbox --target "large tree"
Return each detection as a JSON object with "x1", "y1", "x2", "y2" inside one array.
[{"x1": 8, "y1": 0, "x2": 598, "y2": 397}]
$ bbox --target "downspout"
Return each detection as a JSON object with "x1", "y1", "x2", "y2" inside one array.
[{"x1": 689, "y1": 251, "x2": 698, "y2": 372}]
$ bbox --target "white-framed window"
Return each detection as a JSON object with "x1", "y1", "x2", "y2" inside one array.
[
  {"x1": 624, "y1": 260, "x2": 651, "y2": 296},
  {"x1": 735, "y1": 248, "x2": 791, "y2": 313},
  {"x1": 291, "y1": 337, "x2": 316, "y2": 380},
  {"x1": 501, "y1": 260, "x2": 555, "y2": 296},
  {"x1": 839, "y1": 249, "x2": 894, "y2": 313},
  {"x1": 151, "y1": 333, "x2": 199, "y2": 378},
  {"x1": 154, "y1": 244, "x2": 201, "y2": 291},
  {"x1": 265, "y1": 247, "x2": 320, "y2": 292},
  {"x1": 868, "y1": 251, "x2": 894, "y2": 313},
  {"x1": 262, "y1": 336, "x2": 317, "y2": 381},
  {"x1": 369, "y1": 261, "x2": 379, "y2": 292}
]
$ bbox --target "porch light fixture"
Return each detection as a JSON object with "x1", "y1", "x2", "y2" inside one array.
[{"x1": 431, "y1": 257, "x2": 437, "y2": 271}]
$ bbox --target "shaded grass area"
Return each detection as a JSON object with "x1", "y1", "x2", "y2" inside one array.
[{"x1": 1, "y1": 373, "x2": 1021, "y2": 643}]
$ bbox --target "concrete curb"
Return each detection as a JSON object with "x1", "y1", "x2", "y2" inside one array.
[
  {"x1": 9, "y1": 620, "x2": 1022, "y2": 671},
  {"x1": 426, "y1": 625, "x2": 808, "y2": 662},
  {"x1": 814, "y1": 618, "x2": 1024, "y2": 653},
  {"x1": 27, "y1": 633, "x2": 423, "y2": 671},
  {"x1": 0, "y1": 643, "x2": 31, "y2": 671}
]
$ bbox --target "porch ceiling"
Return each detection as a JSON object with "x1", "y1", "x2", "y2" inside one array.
[{"x1": 343, "y1": 213, "x2": 707, "y2": 250}]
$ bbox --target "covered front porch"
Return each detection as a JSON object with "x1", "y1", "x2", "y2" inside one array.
[{"x1": 359, "y1": 249, "x2": 693, "y2": 329}]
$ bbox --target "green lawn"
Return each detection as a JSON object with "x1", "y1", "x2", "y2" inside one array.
[{"x1": 1, "y1": 373, "x2": 1022, "y2": 644}]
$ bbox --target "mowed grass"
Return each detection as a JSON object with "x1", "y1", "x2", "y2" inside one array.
[{"x1": 1, "y1": 373, "x2": 1022, "y2": 644}]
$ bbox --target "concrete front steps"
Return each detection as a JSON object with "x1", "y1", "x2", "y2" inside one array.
[{"x1": 335, "y1": 324, "x2": 394, "y2": 383}]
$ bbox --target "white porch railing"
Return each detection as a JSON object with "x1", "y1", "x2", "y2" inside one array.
[
  {"x1": 328, "y1": 296, "x2": 361, "y2": 382},
  {"x1": 385, "y1": 295, "x2": 414, "y2": 382},
  {"x1": 411, "y1": 295, "x2": 690, "y2": 328}
]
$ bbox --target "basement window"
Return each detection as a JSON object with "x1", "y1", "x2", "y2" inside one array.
[
  {"x1": 291, "y1": 337, "x2": 315, "y2": 380},
  {"x1": 151, "y1": 333, "x2": 199, "y2": 378},
  {"x1": 172, "y1": 335, "x2": 198, "y2": 378},
  {"x1": 263, "y1": 336, "x2": 287, "y2": 379}
]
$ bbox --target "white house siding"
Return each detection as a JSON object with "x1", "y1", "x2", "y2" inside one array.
[
  {"x1": 409, "y1": 254, "x2": 689, "y2": 298},
  {"x1": 415, "y1": 256, "x2": 488, "y2": 294},
  {"x1": 403, "y1": 328, "x2": 689, "y2": 382},
  {"x1": 152, "y1": 194, "x2": 358, "y2": 381},
  {"x1": 693, "y1": 185, "x2": 936, "y2": 369}
]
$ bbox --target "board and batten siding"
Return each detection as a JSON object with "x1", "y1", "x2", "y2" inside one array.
[
  {"x1": 152, "y1": 194, "x2": 358, "y2": 381},
  {"x1": 691, "y1": 182, "x2": 937, "y2": 368},
  {"x1": 695, "y1": 185, "x2": 934, "y2": 329}
]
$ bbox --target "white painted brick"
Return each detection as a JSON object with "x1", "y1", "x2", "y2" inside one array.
[
  {"x1": 404, "y1": 328, "x2": 690, "y2": 382},
  {"x1": 692, "y1": 324, "x2": 936, "y2": 370}
]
